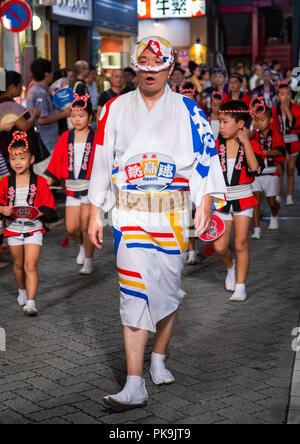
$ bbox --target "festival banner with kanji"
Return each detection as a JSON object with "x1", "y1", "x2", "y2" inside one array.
[{"x1": 138, "y1": 0, "x2": 206, "y2": 19}]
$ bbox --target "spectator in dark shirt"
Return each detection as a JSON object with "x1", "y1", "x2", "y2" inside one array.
[
  {"x1": 121, "y1": 67, "x2": 137, "y2": 95},
  {"x1": 27, "y1": 58, "x2": 70, "y2": 176},
  {"x1": 96, "y1": 69, "x2": 124, "y2": 121}
]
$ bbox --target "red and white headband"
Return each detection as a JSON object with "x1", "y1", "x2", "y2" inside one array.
[
  {"x1": 8, "y1": 131, "x2": 29, "y2": 156},
  {"x1": 276, "y1": 80, "x2": 291, "y2": 91},
  {"x1": 250, "y1": 96, "x2": 266, "y2": 116},
  {"x1": 179, "y1": 86, "x2": 197, "y2": 96},
  {"x1": 219, "y1": 97, "x2": 266, "y2": 118},
  {"x1": 70, "y1": 94, "x2": 90, "y2": 111}
]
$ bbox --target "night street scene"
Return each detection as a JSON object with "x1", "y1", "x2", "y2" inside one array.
[{"x1": 0, "y1": 0, "x2": 300, "y2": 429}]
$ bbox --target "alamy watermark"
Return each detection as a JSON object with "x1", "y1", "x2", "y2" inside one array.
[{"x1": 0, "y1": 328, "x2": 6, "y2": 352}]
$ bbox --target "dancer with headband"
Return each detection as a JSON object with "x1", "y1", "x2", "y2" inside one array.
[
  {"x1": 46, "y1": 94, "x2": 97, "y2": 274},
  {"x1": 0, "y1": 131, "x2": 57, "y2": 316},
  {"x1": 251, "y1": 98, "x2": 286, "y2": 238},
  {"x1": 213, "y1": 101, "x2": 265, "y2": 302},
  {"x1": 271, "y1": 82, "x2": 300, "y2": 206},
  {"x1": 88, "y1": 36, "x2": 227, "y2": 411}
]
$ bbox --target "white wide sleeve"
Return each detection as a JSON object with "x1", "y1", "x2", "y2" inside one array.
[
  {"x1": 189, "y1": 121, "x2": 227, "y2": 210},
  {"x1": 88, "y1": 106, "x2": 116, "y2": 211}
]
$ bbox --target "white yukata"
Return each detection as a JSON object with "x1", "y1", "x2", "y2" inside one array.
[{"x1": 88, "y1": 86, "x2": 227, "y2": 333}]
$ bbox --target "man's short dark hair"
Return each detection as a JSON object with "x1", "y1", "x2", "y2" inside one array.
[{"x1": 31, "y1": 58, "x2": 52, "y2": 81}]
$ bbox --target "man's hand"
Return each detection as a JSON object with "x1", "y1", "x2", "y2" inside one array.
[
  {"x1": 88, "y1": 204, "x2": 104, "y2": 249},
  {"x1": 32, "y1": 106, "x2": 42, "y2": 120},
  {"x1": 194, "y1": 195, "x2": 213, "y2": 237},
  {"x1": 0, "y1": 206, "x2": 12, "y2": 217}
]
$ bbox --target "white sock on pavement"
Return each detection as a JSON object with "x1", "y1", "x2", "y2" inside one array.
[
  {"x1": 252, "y1": 227, "x2": 261, "y2": 239},
  {"x1": 80, "y1": 258, "x2": 94, "y2": 275},
  {"x1": 225, "y1": 260, "x2": 236, "y2": 291},
  {"x1": 17, "y1": 289, "x2": 27, "y2": 306},
  {"x1": 76, "y1": 245, "x2": 85, "y2": 265},
  {"x1": 150, "y1": 352, "x2": 175, "y2": 385},
  {"x1": 104, "y1": 376, "x2": 148, "y2": 405},
  {"x1": 26, "y1": 300, "x2": 36, "y2": 309},
  {"x1": 230, "y1": 283, "x2": 247, "y2": 302}
]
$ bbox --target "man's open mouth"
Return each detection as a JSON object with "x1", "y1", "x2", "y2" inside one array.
[{"x1": 146, "y1": 76, "x2": 155, "y2": 85}]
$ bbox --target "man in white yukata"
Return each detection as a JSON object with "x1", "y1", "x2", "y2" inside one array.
[{"x1": 88, "y1": 36, "x2": 227, "y2": 411}]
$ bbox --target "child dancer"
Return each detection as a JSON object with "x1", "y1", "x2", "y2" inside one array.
[
  {"x1": 214, "y1": 101, "x2": 265, "y2": 302},
  {"x1": 46, "y1": 94, "x2": 97, "y2": 274},
  {"x1": 0, "y1": 131, "x2": 57, "y2": 316},
  {"x1": 223, "y1": 74, "x2": 251, "y2": 108},
  {"x1": 272, "y1": 83, "x2": 300, "y2": 205},
  {"x1": 252, "y1": 105, "x2": 286, "y2": 239}
]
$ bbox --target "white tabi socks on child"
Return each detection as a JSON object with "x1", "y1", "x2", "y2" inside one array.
[
  {"x1": 225, "y1": 260, "x2": 236, "y2": 292},
  {"x1": 23, "y1": 300, "x2": 38, "y2": 316},
  {"x1": 17, "y1": 289, "x2": 27, "y2": 307},
  {"x1": 230, "y1": 283, "x2": 247, "y2": 302},
  {"x1": 76, "y1": 245, "x2": 85, "y2": 265},
  {"x1": 103, "y1": 376, "x2": 148, "y2": 411},
  {"x1": 150, "y1": 352, "x2": 176, "y2": 386},
  {"x1": 79, "y1": 258, "x2": 94, "y2": 275}
]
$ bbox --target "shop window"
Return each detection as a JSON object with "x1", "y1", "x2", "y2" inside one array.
[
  {"x1": 265, "y1": 8, "x2": 283, "y2": 41},
  {"x1": 101, "y1": 53, "x2": 122, "y2": 70}
]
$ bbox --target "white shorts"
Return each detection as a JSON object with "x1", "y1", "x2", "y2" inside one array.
[
  {"x1": 7, "y1": 231, "x2": 43, "y2": 247},
  {"x1": 66, "y1": 195, "x2": 90, "y2": 207},
  {"x1": 252, "y1": 175, "x2": 278, "y2": 197},
  {"x1": 215, "y1": 206, "x2": 254, "y2": 221}
]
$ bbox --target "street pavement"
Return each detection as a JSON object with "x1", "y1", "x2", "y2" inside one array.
[{"x1": 0, "y1": 178, "x2": 300, "y2": 424}]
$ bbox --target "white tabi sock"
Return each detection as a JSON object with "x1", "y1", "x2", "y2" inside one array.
[
  {"x1": 150, "y1": 353, "x2": 175, "y2": 386},
  {"x1": 230, "y1": 283, "x2": 247, "y2": 302},
  {"x1": 104, "y1": 376, "x2": 148, "y2": 406},
  {"x1": 17, "y1": 289, "x2": 27, "y2": 306},
  {"x1": 79, "y1": 258, "x2": 94, "y2": 275},
  {"x1": 76, "y1": 245, "x2": 85, "y2": 265},
  {"x1": 26, "y1": 300, "x2": 36, "y2": 309},
  {"x1": 225, "y1": 260, "x2": 236, "y2": 291}
]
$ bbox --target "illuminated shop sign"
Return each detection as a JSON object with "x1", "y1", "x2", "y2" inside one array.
[{"x1": 138, "y1": 0, "x2": 206, "y2": 19}]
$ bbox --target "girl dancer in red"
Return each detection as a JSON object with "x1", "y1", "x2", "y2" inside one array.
[
  {"x1": 213, "y1": 101, "x2": 265, "y2": 302},
  {"x1": 0, "y1": 132, "x2": 57, "y2": 316},
  {"x1": 46, "y1": 95, "x2": 97, "y2": 274},
  {"x1": 271, "y1": 83, "x2": 300, "y2": 205}
]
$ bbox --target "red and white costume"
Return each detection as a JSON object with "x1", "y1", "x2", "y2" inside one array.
[
  {"x1": 0, "y1": 172, "x2": 57, "y2": 244},
  {"x1": 271, "y1": 104, "x2": 300, "y2": 156},
  {"x1": 215, "y1": 137, "x2": 265, "y2": 219},
  {"x1": 252, "y1": 129, "x2": 286, "y2": 197},
  {"x1": 45, "y1": 129, "x2": 97, "y2": 204}
]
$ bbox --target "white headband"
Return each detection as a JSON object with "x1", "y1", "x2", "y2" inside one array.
[{"x1": 131, "y1": 36, "x2": 174, "y2": 73}]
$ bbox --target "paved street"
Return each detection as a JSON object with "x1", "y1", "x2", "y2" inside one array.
[{"x1": 0, "y1": 178, "x2": 300, "y2": 424}]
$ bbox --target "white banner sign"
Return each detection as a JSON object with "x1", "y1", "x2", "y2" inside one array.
[
  {"x1": 138, "y1": 0, "x2": 206, "y2": 19},
  {"x1": 52, "y1": 0, "x2": 93, "y2": 21}
]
